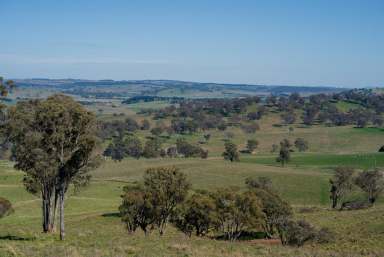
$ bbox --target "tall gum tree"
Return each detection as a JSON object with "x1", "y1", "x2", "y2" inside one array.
[{"x1": 6, "y1": 94, "x2": 99, "y2": 240}]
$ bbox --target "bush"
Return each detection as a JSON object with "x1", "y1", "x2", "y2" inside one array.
[
  {"x1": 119, "y1": 166, "x2": 190, "y2": 236},
  {"x1": 278, "y1": 219, "x2": 316, "y2": 246},
  {"x1": 315, "y1": 227, "x2": 335, "y2": 244},
  {"x1": 119, "y1": 185, "x2": 156, "y2": 234},
  {"x1": 212, "y1": 188, "x2": 265, "y2": 241},
  {"x1": 172, "y1": 193, "x2": 217, "y2": 237},
  {"x1": 176, "y1": 138, "x2": 207, "y2": 158},
  {"x1": 0, "y1": 197, "x2": 13, "y2": 218}
]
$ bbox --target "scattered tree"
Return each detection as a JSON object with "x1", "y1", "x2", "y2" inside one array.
[
  {"x1": 294, "y1": 138, "x2": 309, "y2": 152},
  {"x1": 329, "y1": 167, "x2": 355, "y2": 209},
  {"x1": 246, "y1": 139, "x2": 259, "y2": 153},
  {"x1": 0, "y1": 197, "x2": 13, "y2": 218},
  {"x1": 276, "y1": 140, "x2": 291, "y2": 166},
  {"x1": 355, "y1": 169, "x2": 384, "y2": 204},
  {"x1": 144, "y1": 166, "x2": 190, "y2": 235},
  {"x1": 222, "y1": 141, "x2": 240, "y2": 162}
]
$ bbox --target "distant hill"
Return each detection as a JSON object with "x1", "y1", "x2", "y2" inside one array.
[{"x1": 13, "y1": 79, "x2": 344, "y2": 99}]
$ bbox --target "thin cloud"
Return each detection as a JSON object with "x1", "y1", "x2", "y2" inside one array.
[{"x1": 0, "y1": 53, "x2": 170, "y2": 65}]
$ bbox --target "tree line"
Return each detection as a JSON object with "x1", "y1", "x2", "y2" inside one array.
[{"x1": 119, "y1": 166, "x2": 332, "y2": 246}]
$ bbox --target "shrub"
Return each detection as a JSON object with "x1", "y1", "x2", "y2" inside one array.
[
  {"x1": 246, "y1": 139, "x2": 259, "y2": 153},
  {"x1": 277, "y1": 219, "x2": 316, "y2": 246},
  {"x1": 173, "y1": 193, "x2": 217, "y2": 237},
  {"x1": 0, "y1": 197, "x2": 13, "y2": 218},
  {"x1": 213, "y1": 188, "x2": 265, "y2": 241},
  {"x1": 119, "y1": 185, "x2": 156, "y2": 235},
  {"x1": 294, "y1": 138, "x2": 309, "y2": 152}
]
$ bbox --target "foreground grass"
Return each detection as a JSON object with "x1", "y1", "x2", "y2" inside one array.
[{"x1": 1, "y1": 157, "x2": 384, "y2": 256}]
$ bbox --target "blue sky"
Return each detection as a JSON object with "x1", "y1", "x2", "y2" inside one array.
[{"x1": 0, "y1": 0, "x2": 383, "y2": 87}]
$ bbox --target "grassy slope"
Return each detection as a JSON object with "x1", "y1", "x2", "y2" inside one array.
[
  {"x1": 1, "y1": 104, "x2": 384, "y2": 256},
  {"x1": 1, "y1": 158, "x2": 384, "y2": 257}
]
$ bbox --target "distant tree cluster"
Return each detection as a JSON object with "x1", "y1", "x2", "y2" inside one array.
[
  {"x1": 103, "y1": 136, "x2": 208, "y2": 161},
  {"x1": 98, "y1": 118, "x2": 142, "y2": 140}
]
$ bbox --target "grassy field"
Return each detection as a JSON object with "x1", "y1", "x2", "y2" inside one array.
[
  {"x1": 1, "y1": 102, "x2": 384, "y2": 256},
  {"x1": 1, "y1": 148, "x2": 384, "y2": 256}
]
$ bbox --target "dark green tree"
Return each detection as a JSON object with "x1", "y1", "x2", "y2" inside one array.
[
  {"x1": 246, "y1": 139, "x2": 259, "y2": 153},
  {"x1": 119, "y1": 185, "x2": 156, "y2": 235},
  {"x1": 7, "y1": 95, "x2": 99, "y2": 240},
  {"x1": 213, "y1": 188, "x2": 265, "y2": 241},
  {"x1": 144, "y1": 166, "x2": 190, "y2": 235},
  {"x1": 173, "y1": 192, "x2": 217, "y2": 237},
  {"x1": 222, "y1": 141, "x2": 240, "y2": 162},
  {"x1": 124, "y1": 135, "x2": 143, "y2": 159},
  {"x1": 142, "y1": 137, "x2": 162, "y2": 158}
]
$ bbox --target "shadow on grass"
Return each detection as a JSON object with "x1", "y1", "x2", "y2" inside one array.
[
  {"x1": 101, "y1": 212, "x2": 121, "y2": 218},
  {"x1": 214, "y1": 231, "x2": 267, "y2": 241},
  {"x1": 0, "y1": 234, "x2": 36, "y2": 241}
]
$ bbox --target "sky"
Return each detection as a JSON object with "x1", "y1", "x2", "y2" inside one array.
[{"x1": 0, "y1": 0, "x2": 383, "y2": 87}]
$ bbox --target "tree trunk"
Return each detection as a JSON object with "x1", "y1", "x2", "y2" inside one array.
[
  {"x1": 368, "y1": 196, "x2": 376, "y2": 204},
  {"x1": 59, "y1": 190, "x2": 65, "y2": 240},
  {"x1": 331, "y1": 195, "x2": 338, "y2": 209},
  {"x1": 49, "y1": 190, "x2": 58, "y2": 232},
  {"x1": 42, "y1": 188, "x2": 52, "y2": 233}
]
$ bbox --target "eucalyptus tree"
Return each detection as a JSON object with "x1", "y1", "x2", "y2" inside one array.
[{"x1": 6, "y1": 94, "x2": 99, "y2": 240}]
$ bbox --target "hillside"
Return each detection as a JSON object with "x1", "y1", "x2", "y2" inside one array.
[{"x1": 12, "y1": 79, "x2": 344, "y2": 100}]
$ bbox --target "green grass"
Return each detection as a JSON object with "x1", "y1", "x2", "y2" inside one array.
[
  {"x1": 1, "y1": 105, "x2": 384, "y2": 256},
  {"x1": 1, "y1": 153, "x2": 383, "y2": 256},
  {"x1": 242, "y1": 152, "x2": 384, "y2": 170},
  {"x1": 335, "y1": 100, "x2": 363, "y2": 112}
]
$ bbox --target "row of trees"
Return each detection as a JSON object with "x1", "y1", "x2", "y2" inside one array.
[
  {"x1": 119, "y1": 167, "x2": 331, "y2": 246},
  {"x1": 103, "y1": 136, "x2": 208, "y2": 161},
  {"x1": 330, "y1": 167, "x2": 384, "y2": 209},
  {"x1": 221, "y1": 138, "x2": 308, "y2": 165}
]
